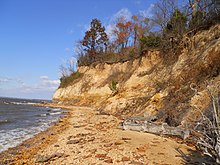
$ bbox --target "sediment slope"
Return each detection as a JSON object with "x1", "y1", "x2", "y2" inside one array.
[{"x1": 53, "y1": 24, "x2": 220, "y2": 126}]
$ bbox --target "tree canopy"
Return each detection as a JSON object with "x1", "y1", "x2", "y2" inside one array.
[
  {"x1": 81, "y1": 18, "x2": 108, "y2": 55},
  {"x1": 74, "y1": 0, "x2": 220, "y2": 67}
]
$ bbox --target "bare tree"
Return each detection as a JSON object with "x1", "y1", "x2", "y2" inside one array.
[
  {"x1": 152, "y1": 0, "x2": 178, "y2": 32},
  {"x1": 59, "y1": 57, "x2": 76, "y2": 78},
  {"x1": 59, "y1": 65, "x2": 69, "y2": 78},
  {"x1": 187, "y1": 0, "x2": 215, "y2": 16},
  {"x1": 132, "y1": 14, "x2": 152, "y2": 47},
  {"x1": 74, "y1": 40, "x2": 85, "y2": 58}
]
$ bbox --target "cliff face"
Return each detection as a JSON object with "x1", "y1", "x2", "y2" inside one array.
[{"x1": 53, "y1": 24, "x2": 220, "y2": 126}]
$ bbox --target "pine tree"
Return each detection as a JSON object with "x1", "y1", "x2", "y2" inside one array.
[{"x1": 81, "y1": 18, "x2": 108, "y2": 55}]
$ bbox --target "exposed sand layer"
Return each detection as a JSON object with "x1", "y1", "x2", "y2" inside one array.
[{"x1": 0, "y1": 105, "x2": 207, "y2": 165}]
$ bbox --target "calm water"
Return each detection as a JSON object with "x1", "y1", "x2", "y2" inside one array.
[{"x1": 0, "y1": 97, "x2": 64, "y2": 152}]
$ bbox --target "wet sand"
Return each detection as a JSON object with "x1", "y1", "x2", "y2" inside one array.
[{"x1": 0, "y1": 104, "x2": 203, "y2": 165}]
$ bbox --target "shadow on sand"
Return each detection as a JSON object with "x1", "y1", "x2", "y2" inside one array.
[{"x1": 176, "y1": 147, "x2": 217, "y2": 165}]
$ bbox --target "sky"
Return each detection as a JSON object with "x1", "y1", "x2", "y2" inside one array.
[{"x1": 0, "y1": 0, "x2": 156, "y2": 100}]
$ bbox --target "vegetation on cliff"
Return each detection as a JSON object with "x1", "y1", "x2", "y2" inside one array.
[
  {"x1": 59, "y1": 71, "x2": 83, "y2": 88},
  {"x1": 75, "y1": 0, "x2": 220, "y2": 67},
  {"x1": 59, "y1": 0, "x2": 220, "y2": 85}
]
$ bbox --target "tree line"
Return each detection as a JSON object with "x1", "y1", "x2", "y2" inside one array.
[
  {"x1": 75, "y1": 0, "x2": 219, "y2": 66},
  {"x1": 59, "y1": 0, "x2": 220, "y2": 74}
]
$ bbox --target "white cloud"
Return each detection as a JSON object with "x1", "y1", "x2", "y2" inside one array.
[
  {"x1": 106, "y1": 8, "x2": 132, "y2": 41},
  {"x1": 112, "y1": 8, "x2": 132, "y2": 22},
  {"x1": 41, "y1": 79, "x2": 60, "y2": 87},
  {"x1": 0, "y1": 76, "x2": 60, "y2": 99},
  {"x1": 40, "y1": 76, "x2": 49, "y2": 80},
  {"x1": 0, "y1": 76, "x2": 24, "y2": 85},
  {"x1": 106, "y1": 23, "x2": 116, "y2": 41},
  {"x1": 139, "y1": 4, "x2": 155, "y2": 18},
  {"x1": 78, "y1": 8, "x2": 133, "y2": 42},
  {"x1": 0, "y1": 77, "x2": 10, "y2": 83},
  {"x1": 17, "y1": 76, "x2": 60, "y2": 93},
  {"x1": 39, "y1": 75, "x2": 60, "y2": 89}
]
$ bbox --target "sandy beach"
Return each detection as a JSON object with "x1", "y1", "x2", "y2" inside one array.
[{"x1": 0, "y1": 105, "x2": 204, "y2": 165}]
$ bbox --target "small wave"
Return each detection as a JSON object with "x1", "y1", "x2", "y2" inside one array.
[
  {"x1": 35, "y1": 111, "x2": 62, "y2": 117},
  {"x1": 0, "y1": 127, "x2": 43, "y2": 153},
  {"x1": 0, "y1": 116, "x2": 60, "y2": 153},
  {"x1": 40, "y1": 114, "x2": 48, "y2": 117},
  {"x1": 11, "y1": 102, "x2": 24, "y2": 105},
  {"x1": 10, "y1": 102, "x2": 35, "y2": 105},
  {"x1": 26, "y1": 102, "x2": 35, "y2": 105},
  {"x1": 0, "y1": 102, "x2": 10, "y2": 105},
  {"x1": 35, "y1": 113, "x2": 50, "y2": 117},
  {"x1": 49, "y1": 112, "x2": 62, "y2": 115},
  {"x1": 51, "y1": 108, "x2": 61, "y2": 111}
]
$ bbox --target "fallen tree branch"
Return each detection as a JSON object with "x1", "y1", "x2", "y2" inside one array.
[{"x1": 121, "y1": 116, "x2": 190, "y2": 139}]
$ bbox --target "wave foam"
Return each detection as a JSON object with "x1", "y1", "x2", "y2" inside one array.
[{"x1": 0, "y1": 117, "x2": 59, "y2": 153}]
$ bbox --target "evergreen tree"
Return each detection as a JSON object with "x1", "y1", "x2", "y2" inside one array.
[
  {"x1": 166, "y1": 9, "x2": 187, "y2": 36},
  {"x1": 81, "y1": 18, "x2": 108, "y2": 55},
  {"x1": 189, "y1": 11, "x2": 204, "y2": 29}
]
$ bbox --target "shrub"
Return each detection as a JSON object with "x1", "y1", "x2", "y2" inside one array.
[
  {"x1": 139, "y1": 35, "x2": 161, "y2": 50},
  {"x1": 78, "y1": 54, "x2": 93, "y2": 66},
  {"x1": 78, "y1": 47, "x2": 141, "y2": 67},
  {"x1": 59, "y1": 71, "x2": 83, "y2": 88},
  {"x1": 189, "y1": 11, "x2": 204, "y2": 29},
  {"x1": 109, "y1": 80, "x2": 118, "y2": 92},
  {"x1": 100, "y1": 52, "x2": 121, "y2": 63}
]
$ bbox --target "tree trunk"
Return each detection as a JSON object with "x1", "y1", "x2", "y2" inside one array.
[{"x1": 121, "y1": 116, "x2": 190, "y2": 139}]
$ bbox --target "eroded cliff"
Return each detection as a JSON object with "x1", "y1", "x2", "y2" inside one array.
[{"x1": 53, "y1": 24, "x2": 220, "y2": 126}]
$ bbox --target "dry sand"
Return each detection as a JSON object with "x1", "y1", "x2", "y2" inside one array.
[{"x1": 0, "y1": 105, "x2": 204, "y2": 165}]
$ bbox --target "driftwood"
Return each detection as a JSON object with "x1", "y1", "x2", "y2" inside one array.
[
  {"x1": 121, "y1": 116, "x2": 190, "y2": 140},
  {"x1": 193, "y1": 82, "x2": 220, "y2": 163}
]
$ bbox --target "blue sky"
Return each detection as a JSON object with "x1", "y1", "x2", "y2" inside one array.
[{"x1": 0, "y1": 0, "x2": 156, "y2": 99}]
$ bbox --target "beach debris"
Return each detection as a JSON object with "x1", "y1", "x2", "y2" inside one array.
[
  {"x1": 67, "y1": 135, "x2": 73, "y2": 140},
  {"x1": 121, "y1": 116, "x2": 190, "y2": 139},
  {"x1": 136, "y1": 145, "x2": 148, "y2": 152},
  {"x1": 121, "y1": 156, "x2": 130, "y2": 162},
  {"x1": 103, "y1": 143, "x2": 113, "y2": 147},
  {"x1": 96, "y1": 109, "x2": 110, "y2": 116},
  {"x1": 66, "y1": 139, "x2": 80, "y2": 144},
  {"x1": 35, "y1": 152, "x2": 66, "y2": 163},
  {"x1": 88, "y1": 148, "x2": 97, "y2": 154},
  {"x1": 114, "y1": 141, "x2": 123, "y2": 146},
  {"x1": 121, "y1": 137, "x2": 131, "y2": 141},
  {"x1": 104, "y1": 158, "x2": 113, "y2": 163},
  {"x1": 129, "y1": 160, "x2": 145, "y2": 165},
  {"x1": 87, "y1": 137, "x2": 95, "y2": 142},
  {"x1": 95, "y1": 153, "x2": 107, "y2": 160}
]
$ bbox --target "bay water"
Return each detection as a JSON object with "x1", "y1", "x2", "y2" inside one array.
[{"x1": 0, "y1": 97, "x2": 63, "y2": 152}]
